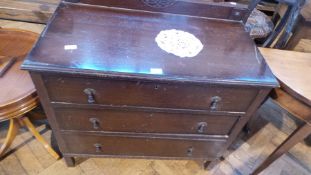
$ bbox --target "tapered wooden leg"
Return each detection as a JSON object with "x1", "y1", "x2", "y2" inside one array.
[
  {"x1": 50, "y1": 131, "x2": 61, "y2": 156},
  {"x1": 20, "y1": 117, "x2": 60, "y2": 160},
  {"x1": 245, "y1": 110, "x2": 263, "y2": 135},
  {"x1": 203, "y1": 160, "x2": 211, "y2": 170},
  {"x1": 0, "y1": 118, "x2": 20, "y2": 157},
  {"x1": 203, "y1": 158, "x2": 221, "y2": 170},
  {"x1": 64, "y1": 157, "x2": 75, "y2": 167},
  {"x1": 252, "y1": 123, "x2": 311, "y2": 175},
  {"x1": 245, "y1": 113, "x2": 258, "y2": 134}
]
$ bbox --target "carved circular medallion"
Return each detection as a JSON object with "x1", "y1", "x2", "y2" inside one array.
[{"x1": 141, "y1": 0, "x2": 176, "y2": 8}]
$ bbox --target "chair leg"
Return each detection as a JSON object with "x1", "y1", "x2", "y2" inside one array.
[
  {"x1": 20, "y1": 117, "x2": 60, "y2": 160},
  {"x1": 274, "y1": 4, "x2": 302, "y2": 49},
  {"x1": 252, "y1": 123, "x2": 311, "y2": 175},
  {"x1": 0, "y1": 118, "x2": 20, "y2": 157}
]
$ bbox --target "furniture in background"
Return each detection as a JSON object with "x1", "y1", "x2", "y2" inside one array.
[
  {"x1": 22, "y1": 0, "x2": 277, "y2": 168},
  {"x1": 248, "y1": 0, "x2": 306, "y2": 48},
  {"x1": 0, "y1": 0, "x2": 59, "y2": 24},
  {"x1": 245, "y1": 8, "x2": 275, "y2": 39},
  {"x1": 286, "y1": 1, "x2": 311, "y2": 52},
  {"x1": 0, "y1": 0, "x2": 308, "y2": 50},
  {"x1": 0, "y1": 0, "x2": 227, "y2": 24},
  {"x1": 0, "y1": 0, "x2": 284, "y2": 42},
  {"x1": 0, "y1": 28, "x2": 60, "y2": 160},
  {"x1": 250, "y1": 48, "x2": 311, "y2": 174}
]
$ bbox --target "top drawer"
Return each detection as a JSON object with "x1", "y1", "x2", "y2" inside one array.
[{"x1": 43, "y1": 75, "x2": 257, "y2": 112}]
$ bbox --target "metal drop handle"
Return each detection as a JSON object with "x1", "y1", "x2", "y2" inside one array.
[
  {"x1": 210, "y1": 96, "x2": 221, "y2": 110},
  {"x1": 94, "y1": 143, "x2": 102, "y2": 152},
  {"x1": 187, "y1": 147, "x2": 194, "y2": 156},
  {"x1": 197, "y1": 122, "x2": 207, "y2": 133},
  {"x1": 84, "y1": 88, "x2": 96, "y2": 104},
  {"x1": 89, "y1": 118, "x2": 100, "y2": 129}
]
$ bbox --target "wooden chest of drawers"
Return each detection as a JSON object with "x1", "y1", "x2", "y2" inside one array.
[{"x1": 22, "y1": 0, "x2": 278, "y2": 168}]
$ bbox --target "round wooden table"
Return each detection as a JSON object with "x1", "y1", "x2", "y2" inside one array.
[
  {"x1": 0, "y1": 28, "x2": 59, "y2": 159},
  {"x1": 251, "y1": 48, "x2": 311, "y2": 174}
]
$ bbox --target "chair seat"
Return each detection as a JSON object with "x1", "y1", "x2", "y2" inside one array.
[{"x1": 259, "y1": 47, "x2": 311, "y2": 106}]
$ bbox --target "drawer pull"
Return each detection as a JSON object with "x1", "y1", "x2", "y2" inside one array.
[
  {"x1": 154, "y1": 84, "x2": 160, "y2": 89},
  {"x1": 89, "y1": 118, "x2": 100, "y2": 129},
  {"x1": 197, "y1": 122, "x2": 207, "y2": 133},
  {"x1": 84, "y1": 88, "x2": 96, "y2": 104},
  {"x1": 187, "y1": 147, "x2": 194, "y2": 156},
  {"x1": 210, "y1": 96, "x2": 221, "y2": 110},
  {"x1": 94, "y1": 143, "x2": 102, "y2": 152}
]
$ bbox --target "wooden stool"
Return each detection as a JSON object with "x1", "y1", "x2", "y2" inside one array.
[
  {"x1": 251, "y1": 48, "x2": 311, "y2": 174},
  {"x1": 0, "y1": 28, "x2": 60, "y2": 159}
]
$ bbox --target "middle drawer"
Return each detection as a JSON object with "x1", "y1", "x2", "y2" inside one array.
[{"x1": 54, "y1": 108, "x2": 238, "y2": 135}]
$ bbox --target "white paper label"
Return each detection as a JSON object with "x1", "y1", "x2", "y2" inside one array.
[
  {"x1": 64, "y1": 45, "x2": 78, "y2": 50},
  {"x1": 150, "y1": 68, "x2": 163, "y2": 75},
  {"x1": 155, "y1": 29, "x2": 203, "y2": 58}
]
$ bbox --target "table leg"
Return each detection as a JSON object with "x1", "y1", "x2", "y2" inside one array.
[
  {"x1": 20, "y1": 116, "x2": 60, "y2": 160},
  {"x1": 0, "y1": 118, "x2": 20, "y2": 157},
  {"x1": 252, "y1": 123, "x2": 311, "y2": 175},
  {"x1": 64, "y1": 157, "x2": 75, "y2": 167}
]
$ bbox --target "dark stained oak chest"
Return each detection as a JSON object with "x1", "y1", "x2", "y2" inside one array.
[{"x1": 22, "y1": 0, "x2": 278, "y2": 168}]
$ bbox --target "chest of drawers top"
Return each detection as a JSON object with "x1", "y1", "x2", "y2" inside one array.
[{"x1": 22, "y1": 0, "x2": 277, "y2": 87}]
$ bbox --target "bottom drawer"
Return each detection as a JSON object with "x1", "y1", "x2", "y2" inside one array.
[{"x1": 62, "y1": 133, "x2": 226, "y2": 159}]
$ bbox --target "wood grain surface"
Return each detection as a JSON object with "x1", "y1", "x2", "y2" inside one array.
[
  {"x1": 259, "y1": 48, "x2": 311, "y2": 105},
  {"x1": 301, "y1": 0, "x2": 311, "y2": 20},
  {"x1": 0, "y1": 29, "x2": 39, "y2": 121},
  {"x1": 22, "y1": 1, "x2": 278, "y2": 87},
  {"x1": 0, "y1": 99, "x2": 311, "y2": 175},
  {"x1": 0, "y1": 29, "x2": 38, "y2": 103},
  {"x1": 292, "y1": 39, "x2": 311, "y2": 53},
  {"x1": 0, "y1": 12, "x2": 309, "y2": 175},
  {"x1": 0, "y1": 19, "x2": 45, "y2": 33},
  {"x1": 0, "y1": 0, "x2": 59, "y2": 23}
]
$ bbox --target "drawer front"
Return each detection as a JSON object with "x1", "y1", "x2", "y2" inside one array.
[
  {"x1": 44, "y1": 75, "x2": 257, "y2": 112},
  {"x1": 55, "y1": 108, "x2": 238, "y2": 135},
  {"x1": 61, "y1": 133, "x2": 226, "y2": 158}
]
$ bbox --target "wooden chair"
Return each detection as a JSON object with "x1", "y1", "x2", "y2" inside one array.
[
  {"x1": 0, "y1": 28, "x2": 60, "y2": 159},
  {"x1": 248, "y1": 0, "x2": 305, "y2": 48},
  {"x1": 249, "y1": 48, "x2": 311, "y2": 174},
  {"x1": 285, "y1": 1, "x2": 311, "y2": 52}
]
